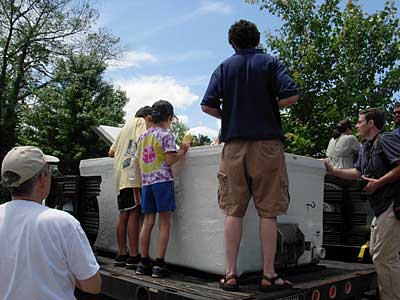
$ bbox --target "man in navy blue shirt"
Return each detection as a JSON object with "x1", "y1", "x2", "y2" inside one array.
[
  {"x1": 393, "y1": 102, "x2": 400, "y2": 136},
  {"x1": 201, "y1": 20, "x2": 298, "y2": 292},
  {"x1": 324, "y1": 108, "x2": 400, "y2": 300}
]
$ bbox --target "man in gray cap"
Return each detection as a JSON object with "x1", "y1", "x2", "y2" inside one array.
[{"x1": 0, "y1": 146, "x2": 102, "y2": 300}]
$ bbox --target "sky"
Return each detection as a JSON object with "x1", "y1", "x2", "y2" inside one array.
[{"x1": 94, "y1": 0, "x2": 396, "y2": 139}]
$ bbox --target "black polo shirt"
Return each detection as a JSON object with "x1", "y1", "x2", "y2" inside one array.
[
  {"x1": 354, "y1": 132, "x2": 400, "y2": 216},
  {"x1": 201, "y1": 49, "x2": 298, "y2": 143}
]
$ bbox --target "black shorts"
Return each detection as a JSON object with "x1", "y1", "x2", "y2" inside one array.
[{"x1": 117, "y1": 188, "x2": 141, "y2": 211}]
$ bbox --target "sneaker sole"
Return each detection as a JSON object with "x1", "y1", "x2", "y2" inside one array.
[
  {"x1": 126, "y1": 263, "x2": 138, "y2": 270},
  {"x1": 152, "y1": 273, "x2": 167, "y2": 278},
  {"x1": 136, "y1": 271, "x2": 152, "y2": 275}
]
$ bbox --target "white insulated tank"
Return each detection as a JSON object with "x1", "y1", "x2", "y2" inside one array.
[{"x1": 80, "y1": 141, "x2": 325, "y2": 275}]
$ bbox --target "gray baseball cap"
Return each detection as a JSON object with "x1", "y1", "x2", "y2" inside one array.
[{"x1": 1, "y1": 146, "x2": 59, "y2": 187}]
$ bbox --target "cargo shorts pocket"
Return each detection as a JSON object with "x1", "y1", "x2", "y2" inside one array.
[{"x1": 217, "y1": 171, "x2": 228, "y2": 209}]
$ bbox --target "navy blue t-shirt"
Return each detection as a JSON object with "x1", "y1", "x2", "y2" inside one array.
[
  {"x1": 201, "y1": 49, "x2": 298, "y2": 142},
  {"x1": 354, "y1": 132, "x2": 400, "y2": 216}
]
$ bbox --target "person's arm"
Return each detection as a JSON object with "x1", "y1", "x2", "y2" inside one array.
[
  {"x1": 76, "y1": 272, "x2": 102, "y2": 294},
  {"x1": 349, "y1": 135, "x2": 361, "y2": 152},
  {"x1": 66, "y1": 223, "x2": 101, "y2": 294},
  {"x1": 273, "y1": 58, "x2": 298, "y2": 110},
  {"x1": 278, "y1": 95, "x2": 298, "y2": 109},
  {"x1": 201, "y1": 66, "x2": 223, "y2": 119},
  {"x1": 324, "y1": 159, "x2": 361, "y2": 180},
  {"x1": 201, "y1": 105, "x2": 222, "y2": 119},
  {"x1": 362, "y1": 161, "x2": 400, "y2": 194},
  {"x1": 109, "y1": 135, "x2": 119, "y2": 158},
  {"x1": 165, "y1": 143, "x2": 189, "y2": 166}
]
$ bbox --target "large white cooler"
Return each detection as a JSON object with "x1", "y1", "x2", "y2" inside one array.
[{"x1": 80, "y1": 139, "x2": 326, "y2": 275}]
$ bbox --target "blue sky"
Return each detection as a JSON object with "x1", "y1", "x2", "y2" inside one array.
[{"x1": 94, "y1": 0, "x2": 396, "y2": 139}]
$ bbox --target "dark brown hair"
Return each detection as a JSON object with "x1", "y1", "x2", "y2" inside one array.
[{"x1": 228, "y1": 20, "x2": 260, "y2": 49}]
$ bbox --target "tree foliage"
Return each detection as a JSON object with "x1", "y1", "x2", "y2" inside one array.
[
  {"x1": 170, "y1": 120, "x2": 213, "y2": 147},
  {"x1": 19, "y1": 51, "x2": 128, "y2": 174},
  {"x1": 170, "y1": 119, "x2": 189, "y2": 146},
  {"x1": 191, "y1": 134, "x2": 212, "y2": 146},
  {"x1": 0, "y1": 0, "x2": 118, "y2": 160},
  {"x1": 248, "y1": 0, "x2": 400, "y2": 156}
]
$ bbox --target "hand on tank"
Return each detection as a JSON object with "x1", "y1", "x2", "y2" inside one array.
[
  {"x1": 323, "y1": 159, "x2": 334, "y2": 174},
  {"x1": 180, "y1": 142, "x2": 190, "y2": 153},
  {"x1": 361, "y1": 176, "x2": 381, "y2": 194}
]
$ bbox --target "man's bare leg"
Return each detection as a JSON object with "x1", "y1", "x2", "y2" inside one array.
[
  {"x1": 224, "y1": 215, "x2": 243, "y2": 285},
  {"x1": 260, "y1": 217, "x2": 286, "y2": 286}
]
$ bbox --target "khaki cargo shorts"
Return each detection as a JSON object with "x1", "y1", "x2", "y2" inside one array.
[{"x1": 217, "y1": 139, "x2": 289, "y2": 218}]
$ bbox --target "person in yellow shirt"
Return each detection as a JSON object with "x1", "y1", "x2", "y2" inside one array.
[{"x1": 108, "y1": 106, "x2": 152, "y2": 269}]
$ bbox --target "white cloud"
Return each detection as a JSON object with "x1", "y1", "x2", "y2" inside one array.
[
  {"x1": 141, "y1": 2, "x2": 233, "y2": 37},
  {"x1": 116, "y1": 76, "x2": 199, "y2": 118},
  {"x1": 198, "y1": 1, "x2": 233, "y2": 14},
  {"x1": 189, "y1": 126, "x2": 218, "y2": 138},
  {"x1": 183, "y1": 75, "x2": 210, "y2": 87},
  {"x1": 177, "y1": 115, "x2": 189, "y2": 125},
  {"x1": 166, "y1": 50, "x2": 213, "y2": 64},
  {"x1": 108, "y1": 50, "x2": 158, "y2": 70}
]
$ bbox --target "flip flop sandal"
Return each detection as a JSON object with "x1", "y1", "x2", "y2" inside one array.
[
  {"x1": 219, "y1": 274, "x2": 239, "y2": 292},
  {"x1": 259, "y1": 274, "x2": 292, "y2": 292}
]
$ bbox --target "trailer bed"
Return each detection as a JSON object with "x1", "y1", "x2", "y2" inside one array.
[{"x1": 98, "y1": 256, "x2": 377, "y2": 300}]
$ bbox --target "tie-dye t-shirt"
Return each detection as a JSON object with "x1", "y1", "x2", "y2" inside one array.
[{"x1": 136, "y1": 127, "x2": 177, "y2": 186}]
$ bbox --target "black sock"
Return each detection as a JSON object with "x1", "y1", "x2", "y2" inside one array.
[
  {"x1": 141, "y1": 256, "x2": 151, "y2": 265},
  {"x1": 155, "y1": 257, "x2": 165, "y2": 267},
  {"x1": 131, "y1": 253, "x2": 141, "y2": 259}
]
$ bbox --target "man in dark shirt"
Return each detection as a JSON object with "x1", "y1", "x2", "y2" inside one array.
[
  {"x1": 201, "y1": 20, "x2": 298, "y2": 292},
  {"x1": 324, "y1": 108, "x2": 400, "y2": 300},
  {"x1": 393, "y1": 102, "x2": 400, "y2": 136}
]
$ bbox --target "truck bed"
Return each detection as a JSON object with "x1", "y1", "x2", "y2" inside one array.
[{"x1": 98, "y1": 256, "x2": 377, "y2": 300}]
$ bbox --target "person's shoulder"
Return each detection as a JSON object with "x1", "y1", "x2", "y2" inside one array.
[
  {"x1": 136, "y1": 117, "x2": 146, "y2": 126},
  {"x1": 158, "y1": 128, "x2": 173, "y2": 138},
  {"x1": 342, "y1": 134, "x2": 359, "y2": 142},
  {"x1": 140, "y1": 127, "x2": 153, "y2": 137},
  {"x1": 221, "y1": 54, "x2": 237, "y2": 65},
  {"x1": 380, "y1": 131, "x2": 400, "y2": 144},
  {"x1": 122, "y1": 116, "x2": 141, "y2": 130},
  {"x1": 138, "y1": 127, "x2": 157, "y2": 142},
  {"x1": 39, "y1": 207, "x2": 79, "y2": 227}
]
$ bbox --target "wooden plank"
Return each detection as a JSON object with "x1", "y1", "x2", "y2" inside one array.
[{"x1": 99, "y1": 256, "x2": 255, "y2": 300}]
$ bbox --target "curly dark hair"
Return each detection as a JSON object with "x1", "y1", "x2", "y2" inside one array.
[{"x1": 228, "y1": 19, "x2": 260, "y2": 49}]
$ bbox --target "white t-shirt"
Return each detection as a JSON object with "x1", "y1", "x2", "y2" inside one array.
[
  {"x1": 0, "y1": 200, "x2": 99, "y2": 300},
  {"x1": 326, "y1": 134, "x2": 360, "y2": 169}
]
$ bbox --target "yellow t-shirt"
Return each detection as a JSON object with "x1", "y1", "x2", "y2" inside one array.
[{"x1": 110, "y1": 117, "x2": 147, "y2": 191}]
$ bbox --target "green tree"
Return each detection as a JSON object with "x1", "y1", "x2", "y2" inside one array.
[
  {"x1": 170, "y1": 119, "x2": 189, "y2": 145},
  {"x1": 247, "y1": 0, "x2": 400, "y2": 156},
  {"x1": 19, "y1": 51, "x2": 128, "y2": 174},
  {"x1": 0, "y1": 0, "x2": 111, "y2": 161},
  {"x1": 191, "y1": 134, "x2": 212, "y2": 146},
  {"x1": 170, "y1": 120, "x2": 213, "y2": 147}
]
